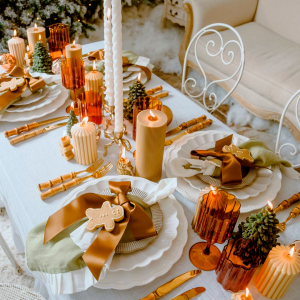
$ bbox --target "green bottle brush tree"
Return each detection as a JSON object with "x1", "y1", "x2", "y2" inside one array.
[
  {"x1": 66, "y1": 109, "x2": 79, "y2": 138},
  {"x1": 31, "y1": 41, "x2": 53, "y2": 74}
]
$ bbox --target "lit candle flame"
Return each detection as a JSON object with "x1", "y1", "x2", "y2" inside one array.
[
  {"x1": 71, "y1": 102, "x2": 74, "y2": 109},
  {"x1": 27, "y1": 45, "x2": 30, "y2": 52},
  {"x1": 73, "y1": 40, "x2": 76, "y2": 45},
  {"x1": 246, "y1": 288, "x2": 249, "y2": 297},
  {"x1": 82, "y1": 117, "x2": 88, "y2": 125},
  {"x1": 93, "y1": 60, "x2": 96, "y2": 71},
  {"x1": 137, "y1": 73, "x2": 141, "y2": 81},
  {"x1": 289, "y1": 246, "x2": 295, "y2": 257},
  {"x1": 121, "y1": 147, "x2": 126, "y2": 159},
  {"x1": 211, "y1": 186, "x2": 218, "y2": 195},
  {"x1": 267, "y1": 201, "x2": 273, "y2": 211},
  {"x1": 107, "y1": 8, "x2": 111, "y2": 20},
  {"x1": 39, "y1": 34, "x2": 41, "y2": 41},
  {"x1": 150, "y1": 110, "x2": 155, "y2": 118},
  {"x1": 13, "y1": 29, "x2": 17, "y2": 37},
  {"x1": 34, "y1": 23, "x2": 37, "y2": 28}
]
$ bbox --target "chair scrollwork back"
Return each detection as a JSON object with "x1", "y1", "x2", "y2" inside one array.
[{"x1": 181, "y1": 23, "x2": 245, "y2": 112}]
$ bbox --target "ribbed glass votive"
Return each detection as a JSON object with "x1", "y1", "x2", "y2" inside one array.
[{"x1": 48, "y1": 24, "x2": 70, "y2": 60}]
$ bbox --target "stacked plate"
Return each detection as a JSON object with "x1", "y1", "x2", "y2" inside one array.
[
  {"x1": 122, "y1": 68, "x2": 148, "y2": 92},
  {"x1": 58, "y1": 175, "x2": 188, "y2": 290},
  {"x1": 165, "y1": 131, "x2": 282, "y2": 213},
  {"x1": 1, "y1": 84, "x2": 69, "y2": 122}
]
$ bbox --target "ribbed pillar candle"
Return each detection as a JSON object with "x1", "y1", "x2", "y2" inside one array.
[
  {"x1": 8, "y1": 30, "x2": 25, "y2": 67},
  {"x1": 71, "y1": 118, "x2": 98, "y2": 165},
  {"x1": 85, "y1": 62, "x2": 103, "y2": 93}
]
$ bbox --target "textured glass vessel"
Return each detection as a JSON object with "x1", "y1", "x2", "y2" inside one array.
[
  {"x1": 48, "y1": 24, "x2": 70, "y2": 60},
  {"x1": 132, "y1": 96, "x2": 162, "y2": 140},
  {"x1": 190, "y1": 189, "x2": 240, "y2": 271},
  {"x1": 216, "y1": 238, "x2": 260, "y2": 292}
]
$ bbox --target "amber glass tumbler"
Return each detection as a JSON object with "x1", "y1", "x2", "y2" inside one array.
[
  {"x1": 132, "y1": 96, "x2": 162, "y2": 140},
  {"x1": 48, "y1": 24, "x2": 70, "y2": 60},
  {"x1": 190, "y1": 189, "x2": 240, "y2": 271}
]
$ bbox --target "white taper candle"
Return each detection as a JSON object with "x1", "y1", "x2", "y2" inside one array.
[
  {"x1": 104, "y1": 1, "x2": 114, "y2": 106},
  {"x1": 112, "y1": 0, "x2": 123, "y2": 133}
]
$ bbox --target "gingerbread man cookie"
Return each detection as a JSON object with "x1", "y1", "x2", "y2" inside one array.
[
  {"x1": 222, "y1": 144, "x2": 254, "y2": 163},
  {"x1": 86, "y1": 201, "x2": 124, "y2": 232},
  {"x1": 0, "y1": 77, "x2": 25, "y2": 92}
]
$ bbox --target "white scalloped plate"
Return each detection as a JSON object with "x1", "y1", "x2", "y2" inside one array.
[
  {"x1": 6, "y1": 85, "x2": 61, "y2": 112},
  {"x1": 0, "y1": 88, "x2": 68, "y2": 122},
  {"x1": 58, "y1": 175, "x2": 181, "y2": 275},
  {"x1": 12, "y1": 85, "x2": 50, "y2": 106},
  {"x1": 165, "y1": 131, "x2": 282, "y2": 213}
]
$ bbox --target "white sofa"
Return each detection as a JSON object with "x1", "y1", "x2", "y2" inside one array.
[{"x1": 180, "y1": 0, "x2": 300, "y2": 141}]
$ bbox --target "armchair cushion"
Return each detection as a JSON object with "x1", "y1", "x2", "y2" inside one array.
[{"x1": 185, "y1": 0, "x2": 258, "y2": 39}]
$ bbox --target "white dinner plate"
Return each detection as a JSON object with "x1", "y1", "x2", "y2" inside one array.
[
  {"x1": 123, "y1": 72, "x2": 139, "y2": 83},
  {"x1": 12, "y1": 86, "x2": 50, "y2": 106},
  {"x1": 123, "y1": 71, "x2": 147, "y2": 92},
  {"x1": 6, "y1": 85, "x2": 61, "y2": 112},
  {"x1": 0, "y1": 88, "x2": 69, "y2": 122}
]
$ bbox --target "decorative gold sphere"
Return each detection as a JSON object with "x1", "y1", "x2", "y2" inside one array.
[
  {"x1": 162, "y1": 105, "x2": 173, "y2": 126},
  {"x1": 0, "y1": 53, "x2": 16, "y2": 72}
]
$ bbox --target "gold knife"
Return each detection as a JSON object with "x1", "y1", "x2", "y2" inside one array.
[
  {"x1": 139, "y1": 270, "x2": 201, "y2": 300},
  {"x1": 166, "y1": 115, "x2": 207, "y2": 137},
  {"x1": 9, "y1": 122, "x2": 68, "y2": 145},
  {"x1": 171, "y1": 287, "x2": 206, "y2": 300},
  {"x1": 165, "y1": 119, "x2": 213, "y2": 146},
  {"x1": 4, "y1": 116, "x2": 68, "y2": 138}
]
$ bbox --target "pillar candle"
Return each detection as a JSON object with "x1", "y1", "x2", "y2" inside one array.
[
  {"x1": 135, "y1": 109, "x2": 167, "y2": 182},
  {"x1": 8, "y1": 30, "x2": 25, "y2": 67},
  {"x1": 85, "y1": 61, "x2": 103, "y2": 92},
  {"x1": 256, "y1": 245, "x2": 300, "y2": 299},
  {"x1": 112, "y1": 0, "x2": 123, "y2": 133},
  {"x1": 104, "y1": 2, "x2": 114, "y2": 106},
  {"x1": 65, "y1": 41, "x2": 82, "y2": 59},
  {"x1": 71, "y1": 117, "x2": 98, "y2": 165},
  {"x1": 27, "y1": 24, "x2": 46, "y2": 52}
]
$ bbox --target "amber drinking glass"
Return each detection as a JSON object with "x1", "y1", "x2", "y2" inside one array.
[
  {"x1": 78, "y1": 91, "x2": 103, "y2": 125},
  {"x1": 132, "y1": 96, "x2": 162, "y2": 140},
  {"x1": 48, "y1": 24, "x2": 70, "y2": 60},
  {"x1": 216, "y1": 238, "x2": 260, "y2": 292},
  {"x1": 190, "y1": 189, "x2": 240, "y2": 271}
]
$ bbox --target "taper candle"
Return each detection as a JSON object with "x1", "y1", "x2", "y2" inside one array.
[
  {"x1": 256, "y1": 245, "x2": 300, "y2": 299},
  {"x1": 8, "y1": 30, "x2": 25, "y2": 67},
  {"x1": 27, "y1": 23, "x2": 46, "y2": 52},
  {"x1": 135, "y1": 109, "x2": 167, "y2": 182},
  {"x1": 71, "y1": 117, "x2": 98, "y2": 165},
  {"x1": 112, "y1": 0, "x2": 123, "y2": 133},
  {"x1": 104, "y1": 4, "x2": 114, "y2": 106},
  {"x1": 65, "y1": 40, "x2": 82, "y2": 59},
  {"x1": 85, "y1": 61, "x2": 103, "y2": 92}
]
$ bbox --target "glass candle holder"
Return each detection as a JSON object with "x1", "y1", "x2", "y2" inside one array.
[
  {"x1": 216, "y1": 238, "x2": 260, "y2": 292},
  {"x1": 132, "y1": 96, "x2": 162, "y2": 140},
  {"x1": 190, "y1": 189, "x2": 240, "y2": 271},
  {"x1": 78, "y1": 90, "x2": 103, "y2": 125},
  {"x1": 48, "y1": 24, "x2": 70, "y2": 60}
]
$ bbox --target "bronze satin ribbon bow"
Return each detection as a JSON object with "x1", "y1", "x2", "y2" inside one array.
[
  {"x1": 191, "y1": 135, "x2": 257, "y2": 185},
  {"x1": 88, "y1": 49, "x2": 152, "y2": 81},
  {"x1": 44, "y1": 181, "x2": 157, "y2": 280}
]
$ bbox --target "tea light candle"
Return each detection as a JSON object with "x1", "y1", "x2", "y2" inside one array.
[
  {"x1": 27, "y1": 23, "x2": 46, "y2": 52},
  {"x1": 231, "y1": 288, "x2": 253, "y2": 300},
  {"x1": 71, "y1": 117, "x2": 98, "y2": 165},
  {"x1": 135, "y1": 109, "x2": 167, "y2": 182},
  {"x1": 85, "y1": 61, "x2": 103, "y2": 93},
  {"x1": 8, "y1": 30, "x2": 25, "y2": 67},
  {"x1": 65, "y1": 40, "x2": 82, "y2": 59},
  {"x1": 256, "y1": 245, "x2": 300, "y2": 299},
  {"x1": 116, "y1": 147, "x2": 134, "y2": 176}
]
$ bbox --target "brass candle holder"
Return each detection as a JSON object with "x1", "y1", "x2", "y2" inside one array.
[{"x1": 116, "y1": 147, "x2": 134, "y2": 176}]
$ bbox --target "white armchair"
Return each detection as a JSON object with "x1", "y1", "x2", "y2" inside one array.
[{"x1": 180, "y1": 0, "x2": 300, "y2": 142}]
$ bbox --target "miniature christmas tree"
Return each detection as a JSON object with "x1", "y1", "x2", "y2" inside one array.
[
  {"x1": 233, "y1": 207, "x2": 280, "y2": 265},
  {"x1": 31, "y1": 41, "x2": 53, "y2": 74},
  {"x1": 66, "y1": 109, "x2": 79, "y2": 138},
  {"x1": 123, "y1": 80, "x2": 147, "y2": 123}
]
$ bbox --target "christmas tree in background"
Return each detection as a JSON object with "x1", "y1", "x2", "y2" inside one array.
[
  {"x1": 67, "y1": 109, "x2": 79, "y2": 138},
  {"x1": 123, "y1": 80, "x2": 147, "y2": 122},
  {"x1": 31, "y1": 41, "x2": 53, "y2": 73}
]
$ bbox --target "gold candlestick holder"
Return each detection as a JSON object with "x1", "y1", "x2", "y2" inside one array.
[{"x1": 104, "y1": 130, "x2": 131, "y2": 157}]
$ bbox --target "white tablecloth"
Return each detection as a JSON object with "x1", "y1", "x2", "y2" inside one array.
[{"x1": 0, "y1": 41, "x2": 299, "y2": 300}]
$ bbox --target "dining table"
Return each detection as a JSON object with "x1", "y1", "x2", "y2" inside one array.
[{"x1": 0, "y1": 41, "x2": 299, "y2": 300}]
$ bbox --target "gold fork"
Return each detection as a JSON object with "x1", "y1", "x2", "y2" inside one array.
[
  {"x1": 277, "y1": 203, "x2": 300, "y2": 232},
  {"x1": 40, "y1": 162, "x2": 113, "y2": 200},
  {"x1": 38, "y1": 158, "x2": 104, "y2": 191}
]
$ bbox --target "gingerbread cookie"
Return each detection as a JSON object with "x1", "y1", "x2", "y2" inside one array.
[
  {"x1": 0, "y1": 77, "x2": 25, "y2": 92},
  {"x1": 86, "y1": 201, "x2": 124, "y2": 232},
  {"x1": 222, "y1": 144, "x2": 254, "y2": 163}
]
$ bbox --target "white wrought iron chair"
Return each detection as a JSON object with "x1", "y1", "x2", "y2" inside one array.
[
  {"x1": 275, "y1": 89, "x2": 300, "y2": 168},
  {"x1": 181, "y1": 23, "x2": 245, "y2": 113}
]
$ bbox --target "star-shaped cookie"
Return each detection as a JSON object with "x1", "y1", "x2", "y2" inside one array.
[{"x1": 0, "y1": 77, "x2": 25, "y2": 92}]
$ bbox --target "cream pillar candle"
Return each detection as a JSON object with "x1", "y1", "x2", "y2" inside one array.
[
  {"x1": 71, "y1": 117, "x2": 98, "y2": 165},
  {"x1": 65, "y1": 40, "x2": 82, "y2": 59},
  {"x1": 104, "y1": 3, "x2": 114, "y2": 106},
  {"x1": 256, "y1": 245, "x2": 300, "y2": 299},
  {"x1": 135, "y1": 109, "x2": 167, "y2": 182},
  {"x1": 8, "y1": 30, "x2": 25, "y2": 67},
  {"x1": 112, "y1": 0, "x2": 123, "y2": 133},
  {"x1": 85, "y1": 61, "x2": 103, "y2": 92},
  {"x1": 27, "y1": 23, "x2": 46, "y2": 52}
]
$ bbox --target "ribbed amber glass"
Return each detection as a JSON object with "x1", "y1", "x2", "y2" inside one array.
[
  {"x1": 61, "y1": 58, "x2": 85, "y2": 90},
  {"x1": 48, "y1": 24, "x2": 70, "y2": 60}
]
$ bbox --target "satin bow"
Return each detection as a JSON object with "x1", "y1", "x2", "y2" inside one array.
[
  {"x1": 44, "y1": 181, "x2": 157, "y2": 280},
  {"x1": 191, "y1": 135, "x2": 257, "y2": 185}
]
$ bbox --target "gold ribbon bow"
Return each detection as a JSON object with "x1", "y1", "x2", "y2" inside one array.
[
  {"x1": 44, "y1": 181, "x2": 157, "y2": 280},
  {"x1": 191, "y1": 135, "x2": 257, "y2": 185},
  {"x1": 0, "y1": 66, "x2": 46, "y2": 114},
  {"x1": 87, "y1": 49, "x2": 152, "y2": 81}
]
